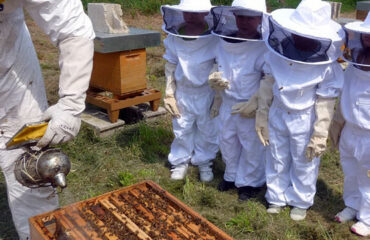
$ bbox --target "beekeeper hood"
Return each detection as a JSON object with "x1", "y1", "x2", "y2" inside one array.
[
  {"x1": 267, "y1": 0, "x2": 345, "y2": 65},
  {"x1": 161, "y1": 0, "x2": 214, "y2": 38},
  {"x1": 343, "y1": 12, "x2": 370, "y2": 69},
  {"x1": 211, "y1": 0, "x2": 267, "y2": 41}
]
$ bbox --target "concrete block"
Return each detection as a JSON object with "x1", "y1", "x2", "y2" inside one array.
[
  {"x1": 357, "y1": 1, "x2": 370, "y2": 11},
  {"x1": 143, "y1": 107, "x2": 167, "y2": 120},
  {"x1": 81, "y1": 108, "x2": 125, "y2": 137},
  {"x1": 88, "y1": 3, "x2": 129, "y2": 34},
  {"x1": 81, "y1": 104, "x2": 167, "y2": 137},
  {"x1": 94, "y1": 28, "x2": 161, "y2": 53}
]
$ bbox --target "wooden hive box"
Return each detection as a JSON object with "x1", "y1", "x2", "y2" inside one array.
[
  {"x1": 90, "y1": 49, "x2": 147, "y2": 96},
  {"x1": 89, "y1": 28, "x2": 161, "y2": 96},
  {"x1": 29, "y1": 181, "x2": 233, "y2": 240},
  {"x1": 356, "y1": 1, "x2": 370, "y2": 20}
]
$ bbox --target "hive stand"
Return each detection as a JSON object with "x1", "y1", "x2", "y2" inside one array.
[{"x1": 87, "y1": 28, "x2": 162, "y2": 123}]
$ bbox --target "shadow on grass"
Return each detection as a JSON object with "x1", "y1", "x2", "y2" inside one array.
[
  {"x1": 115, "y1": 122, "x2": 173, "y2": 164},
  {"x1": 0, "y1": 181, "x2": 17, "y2": 239},
  {"x1": 312, "y1": 178, "x2": 345, "y2": 222}
]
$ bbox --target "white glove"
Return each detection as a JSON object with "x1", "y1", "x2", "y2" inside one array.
[
  {"x1": 231, "y1": 93, "x2": 258, "y2": 118},
  {"x1": 164, "y1": 62, "x2": 181, "y2": 118},
  {"x1": 329, "y1": 101, "x2": 345, "y2": 150},
  {"x1": 255, "y1": 75, "x2": 275, "y2": 146},
  {"x1": 37, "y1": 105, "x2": 81, "y2": 148},
  {"x1": 208, "y1": 71, "x2": 230, "y2": 91},
  {"x1": 306, "y1": 97, "x2": 336, "y2": 161},
  {"x1": 38, "y1": 36, "x2": 94, "y2": 147},
  {"x1": 210, "y1": 91, "x2": 222, "y2": 119}
]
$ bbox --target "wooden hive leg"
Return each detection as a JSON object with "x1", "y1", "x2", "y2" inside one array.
[
  {"x1": 149, "y1": 99, "x2": 160, "y2": 111},
  {"x1": 107, "y1": 109, "x2": 120, "y2": 123}
]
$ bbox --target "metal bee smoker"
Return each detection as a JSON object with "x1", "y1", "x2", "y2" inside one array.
[
  {"x1": 6, "y1": 121, "x2": 71, "y2": 189},
  {"x1": 14, "y1": 148, "x2": 71, "y2": 189}
]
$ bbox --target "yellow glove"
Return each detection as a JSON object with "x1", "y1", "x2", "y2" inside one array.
[
  {"x1": 305, "y1": 97, "x2": 336, "y2": 161},
  {"x1": 210, "y1": 91, "x2": 222, "y2": 119},
  {"x1": 164, "y1": 62, "x2": 180, "y2": 118},
  {"x1": 231, "y1": 93, "x2": 258, "y2": 118},
  {"x1": 255, "y1": 75, "x2": 275, "y2": 146},
  {"x1": 329, "y1": 101, "x2": 345, "y2": 150}
]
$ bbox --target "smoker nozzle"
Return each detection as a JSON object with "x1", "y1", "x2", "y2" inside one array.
[{"x1": 54, "y1": 173, "x2": 67, "y2": 188}]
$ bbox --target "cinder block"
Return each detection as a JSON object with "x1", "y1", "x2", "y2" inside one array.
[
  {"x1": 81, "y1": 107, "x2": 125, "y2": 137},
  {"x1": 88, "y1": 3, "x2": 129, "y2": 34}
]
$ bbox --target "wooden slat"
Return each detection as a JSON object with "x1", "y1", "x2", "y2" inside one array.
[
  {"x1": 56, "y1": 213, "x2": 84, "y2": 240},
  {"x1": 99, "y1": 198, "x2": 152, "y2": 240},
  {"x1": 78, "y1": 206, "x2": 119, "y2": 240},
  {"x1": 34, "y1": 218, "x2": 56, "y2": 239},
  {"x1": 136, "y1": 186, "x2": 207, "y2": 237},
  {"x1": 110, "y1": 194, "x2": 172, "y2": 239},
  {"x1": 129, "y1": 188, "x2": 195, "y2": 240},
  {"x1": 66, "y1": 209, "x2": 102, "y2": 240},
  {"x1": 30, "y1": 218, "x2": 55, "y2": 240},
  {"x1": 86, "y1": 89, "x2": 161, "y2": 111},
  {"x1": 146, "y1": 181, "x2": 233, "y2": 240}
]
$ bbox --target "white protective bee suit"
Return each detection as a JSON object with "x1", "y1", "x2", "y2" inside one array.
[
  {"x1": 210, "y1": 0, "x2": 268, "y2": 188},
  {"x1": 162, "y1": 1, "x2": 219, "y2": 170},
  {"x1": 339, "y1": 66, "x2": 370, "y2": 233},
  {"x1": 332, "y1": 14, "x2": 370, "y2": 236},
  {"x1": 0, "y1": 0, "x2": 94, "y2": 239},
  {"x1": 262, "y1": 0, "x2": 344, "y2": 211}
]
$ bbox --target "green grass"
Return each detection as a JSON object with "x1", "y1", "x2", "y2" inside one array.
[{"x1": 81, "y1": 0, "x2": 356, "y2": 14}]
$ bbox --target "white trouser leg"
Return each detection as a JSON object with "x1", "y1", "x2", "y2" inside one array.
[
  {"x1": 284, "y1": 105, "x2": 317, "y2": 209},
  {"x1": 191, "y1": 110, "x2": 218, "y2": 166},
  {"x1": 235, "y1": 117, "x2": 265, "y2": 188},
  {"x1": 266, "y1": 102, "x2": 317, "y2": 208},
  {"x1": 340, "y1": 125, "x2": 361, "y2": 211},
  {"x1": 357, "y1": 160, "x2": 370, "y2": 225},
  {"x1": 168, "y1": 111, "x2": 195, "y2": 166},
  {"x1": 265, "y1": 105, "x2": 291, "y2": 207},
  {"x1": 285, "y1": 131, "x2": 320, "y2": 209},
  {"x1": 340, "y1": 124, "x2": 370, "y2": 225},
  {"x1": 169, "y1": 86, "x2": 217, "y2": 166},
  {"x1": 0, "y1": 148, "x2": 58, "y2": 240},
  {"x1": 219, "y1": 102, "x2": 241, "y2": 182},
  {"x1": 189, "y1": 89, "x2": 218, "y2": 166}
]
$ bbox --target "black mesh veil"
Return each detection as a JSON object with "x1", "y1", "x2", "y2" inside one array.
[
  {"x1": 161, "y1": 6, "x2": 214, "y2": 38},
  {"x1": 211, "y1": 6, "x2": 264, "y2": 41},
  {"x1": 267, "y1": 18, "x2": 332, "y2": 63},
  {"x1": 343, "y1": 28, "x2": 370, "y2": 68}
]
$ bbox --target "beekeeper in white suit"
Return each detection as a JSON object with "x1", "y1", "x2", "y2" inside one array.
[
  {"x1": 253, "y1": 0, "x2": 344, "y2": 220},
  {"x1": 330, "y1": 12, "x2": 370, "y2": 237},
  {"x1": 208, "y1": 0, "x2": 267, "y2": 201},
  {"x1": 0, "y1": 0, "x2": 94, "y2": 239},
  {"x1": 161, "y1": 0, "x2": 219, "y2": 182}
]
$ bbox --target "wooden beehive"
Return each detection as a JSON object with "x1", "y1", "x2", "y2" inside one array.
[
  {"x1": 356, "y1": 1, "x2": 370, "y2": 21},
  {"x1": 90, "y1": 49, "x2": 147, "y2": 96},
  {"x1": 357, "y1": 10, "x2": 367, "y2": 21},
  {"x1": 29, "y1": 181, "x2": 233, "y2": 240}
]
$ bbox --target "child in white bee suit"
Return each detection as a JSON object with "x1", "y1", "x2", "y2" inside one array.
[
  {"x1": 161, "y1": 0, "x2": 219, "y2": 182},
  {"x1": 330, "y1": 12, "x2": 370, "y2": 237},
  {"x1": 207, "y1": 0, "x2": 268, "y2": 201},
  {"x1": 253, "y1": 0, "x2": 345, "y2": 220}
]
